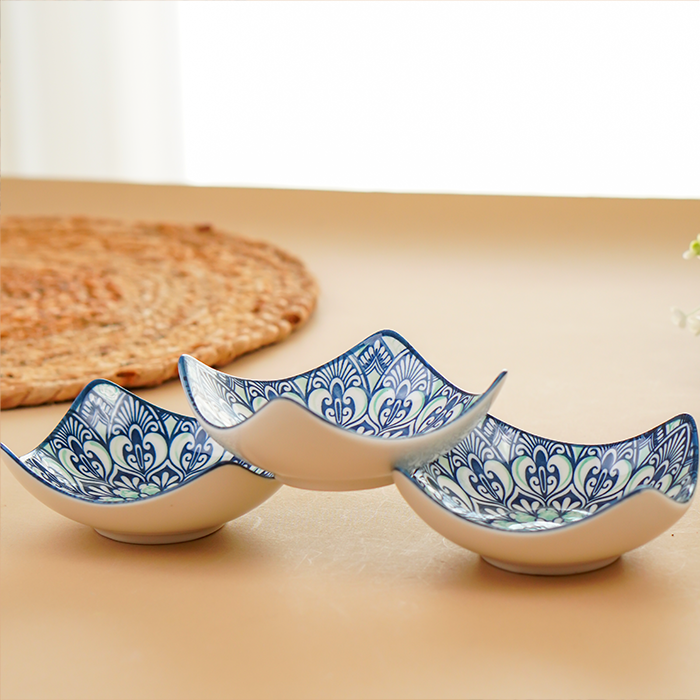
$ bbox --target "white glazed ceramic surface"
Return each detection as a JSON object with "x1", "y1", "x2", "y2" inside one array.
[
  {"x1": 1, "y1": 380, "x2": 281, "y2": 543},
  {"x1": 180, "y1": 330, "x2": 507, "y2": 490},
  {"x1": 394, "y1": 414, "x2": 698, "y2": 574}
]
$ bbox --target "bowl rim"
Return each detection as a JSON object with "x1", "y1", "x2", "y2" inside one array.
[
  {"x1": 395, "y1": 412, "x2": 699, "y2": 534},
  {"x1": 179, "y1": 328, "x2": 507, "y2": 440},
  {"x1": 1, "y1": 378, "x2": 275, "y2": 506}
]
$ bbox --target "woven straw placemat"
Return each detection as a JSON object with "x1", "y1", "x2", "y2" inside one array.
[{"x1": 1, "y1": 216, "x2": 318, "y2": 409}]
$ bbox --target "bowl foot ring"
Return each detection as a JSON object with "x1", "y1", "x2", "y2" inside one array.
[
  {"x1": 94, "y1": 524, "x2": 225, "y2": 545},
  {"x1": 482, "y1": 555, "x2": 620, "y2": 576}
]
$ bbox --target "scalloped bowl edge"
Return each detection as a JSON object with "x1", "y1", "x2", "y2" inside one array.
[{"x1": 178, "y1": 328, "x2": 508, "y2": 438}]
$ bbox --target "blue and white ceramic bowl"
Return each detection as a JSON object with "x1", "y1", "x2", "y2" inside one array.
[
  {"x1": 394, "y1": 414, "x2": 698, "y2": 574},
  {"x1": 1, "y1": 380, "x2": 281, "y2": 543},
  {"x1": 180, "y1": 330, "x2": 507, "y2": 490}
]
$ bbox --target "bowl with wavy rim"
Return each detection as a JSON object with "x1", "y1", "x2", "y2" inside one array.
[
  {"x1": 1, "y1": 380, "x2": 281, "y2": 544},
  {"x1": 394, "y1": 414, "x2": 698, "y2": 575},
  {"x1": 179, "y1": 330, "x2": 507, "y2": 491}
]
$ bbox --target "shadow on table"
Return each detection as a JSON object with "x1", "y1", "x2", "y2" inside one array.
[{"x1": 9, "y1": 515, "x2": 278, "y2": 574}]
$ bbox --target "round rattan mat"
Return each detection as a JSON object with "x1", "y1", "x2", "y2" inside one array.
[{"x1": 1, "y1": 216, "x2": 318, "y2": 409}]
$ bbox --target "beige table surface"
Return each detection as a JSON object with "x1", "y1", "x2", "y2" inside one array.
[{"x1": 1, "y1": 178, "x2": 699, "y2": 700}]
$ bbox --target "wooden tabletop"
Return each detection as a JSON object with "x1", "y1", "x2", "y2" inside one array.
[{"x1": 2, "y1": 178, "x2": 699, "y2": 700}]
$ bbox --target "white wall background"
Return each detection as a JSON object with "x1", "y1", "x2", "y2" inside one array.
[
  {"x1": 1, "y1": 1, "x2": 183, "y2": 183},
  {"x1": 2, "y1": 0, "x2": 699, "y2": 198}
]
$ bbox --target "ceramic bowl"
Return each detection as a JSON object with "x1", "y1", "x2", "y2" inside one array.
[
  {"x1": 394, "y1": 414, "x2": 698, "y2": 575},
  {"x1": 179, "y1": 330, "x2": 507, "y2": 490},
  {"x1": 1, "y1": 380, "x2": 281, "y2": 544}
]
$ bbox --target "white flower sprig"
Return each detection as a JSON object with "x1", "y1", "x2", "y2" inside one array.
[
  {"x1": 671, "y1": 235, "x2": 700, "y2": 336},
  {"x1": 682, "y1": 235, "x2": 700, "y2": 260}
]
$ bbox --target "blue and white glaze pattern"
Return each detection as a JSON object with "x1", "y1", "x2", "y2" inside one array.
[
  {"x1": 400, "y1": 414, "x2": 698, "y2": 532},
  {"x1": 182, "y1": 330, "x2": 478, "y2": 438},
  {"x1": 6, "y1": 380, "x2": 272, "y2": 504}
]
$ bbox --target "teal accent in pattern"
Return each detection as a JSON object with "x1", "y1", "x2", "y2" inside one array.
[
  {"x1": 1, "y1": 380, "x2": 272, "y2": 504},
  {"x1": 400, "y1": 414, "x2": 698, "y2": 532},
  {"x1": 180, "y1": 330, "x2": 479, "y2": 439}
]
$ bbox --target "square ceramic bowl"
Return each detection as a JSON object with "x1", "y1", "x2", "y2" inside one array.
[
  {"x1": 394, "y1": 413, "x2": 698, "y2": 574},
  {"x1": 179, "y1": 330, "x2": 507, "y2": 490},
  {"x1": 1, "y1": 380, "x2": 281, "y2": 543}
]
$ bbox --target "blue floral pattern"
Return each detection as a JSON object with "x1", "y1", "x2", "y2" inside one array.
[
  {"x1": 181, "y1": 330, "x2": 478, "y2": 438},
  {"x1": 400, "y1": 414, "x2": 698, "y2": 531},
  {"x1": 12, "y1": 380, "x2": 272, "y2": 503}
]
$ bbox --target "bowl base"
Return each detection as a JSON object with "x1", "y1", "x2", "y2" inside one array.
[
  {"x1": 94, "y1": 524, "x2": 225, "y2": 545},
  {"x1": 278, "y1": 474, "x2": 394, "y2": 491},
  {"x1": 482, "y1": 555, "x2": 620, "y2": 576}
]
